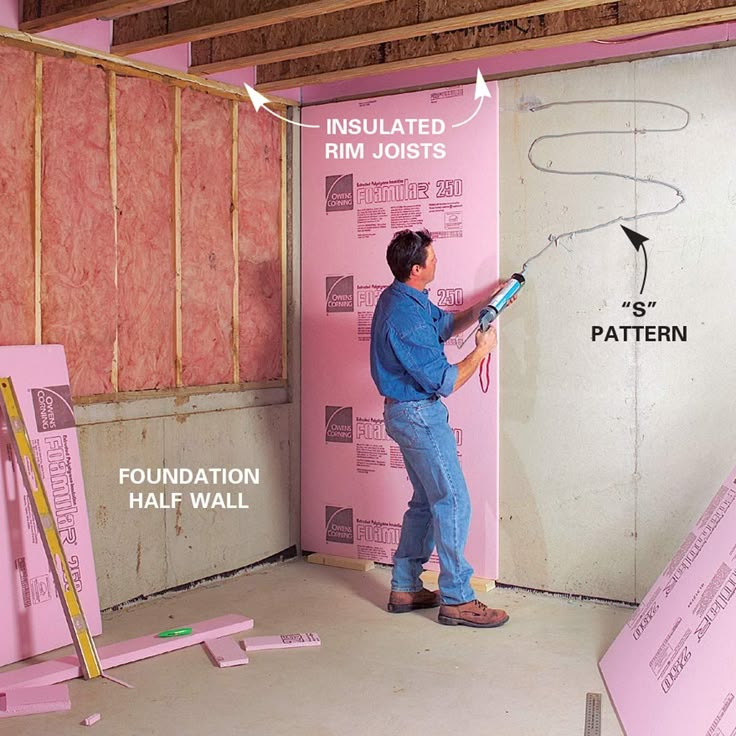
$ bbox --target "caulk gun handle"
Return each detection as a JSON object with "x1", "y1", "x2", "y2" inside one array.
[{"x1": 478, "y1": 306, "x2": 498, "y2": 332}]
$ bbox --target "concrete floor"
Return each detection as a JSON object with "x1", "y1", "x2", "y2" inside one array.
[{"x1": 0, "y1": 558, "x2": 632, "y2": 736}]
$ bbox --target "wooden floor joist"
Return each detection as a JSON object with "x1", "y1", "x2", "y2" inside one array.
[
  {"x1": 189, "y1": 0, "x2": 615, "y2": 75},
  {"x1": 20, "y1": 0, "x2": 175, "y2": 34},
  {"x1": 255, "y1": 2, "x2": 736, "y2": 90},
  {"x1": 111, "y1": 0, "x2": 385, "y2": 55}
]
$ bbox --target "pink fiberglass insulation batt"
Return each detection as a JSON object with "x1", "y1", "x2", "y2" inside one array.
[
  {"x1": 116, "y1": 76, "x2": 176, "y2": 391},
  {"x1": 0, "y1": 47, "x2": 35, "y2": 346},
  {"x1": 41, "y1": 58, "x2": 116, "y2": 397},
  {"x1": 0, "y1": 344, "x2": 102, "y2": 667},
  {"x1": 180, "y1": 88, "x2": 234, "y2": 387},
  {"x1": 237, "y1": 103, "x2": 283, "y2": 382}
]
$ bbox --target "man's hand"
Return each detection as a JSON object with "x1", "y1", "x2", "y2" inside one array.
[
  {"x1": 475, "y1": 325, "x2": 497, "y2": 356},
  {"x1": 452, "y1": 325, "x2": 497, "y2": 392},
  {"x1": 450, "y1": 281, "x2": 520, "y2": 337}
]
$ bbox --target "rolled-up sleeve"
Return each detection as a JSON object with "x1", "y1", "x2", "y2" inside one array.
[{"x1": 388, "y1": 323, "x2": 458, "y2": 397}]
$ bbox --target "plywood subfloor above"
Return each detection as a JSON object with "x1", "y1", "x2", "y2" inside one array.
[{"x1": 18, "y1": 1, "x2": 736, "y2": 93}]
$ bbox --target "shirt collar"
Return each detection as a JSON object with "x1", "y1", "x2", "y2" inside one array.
[{"x1": 391, "y1": 279, "x2": 429, "y2": 306}]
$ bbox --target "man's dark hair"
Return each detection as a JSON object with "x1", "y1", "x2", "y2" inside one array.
[{"x1": 386, "y1": 229, "x2": 433, "y2": 282}]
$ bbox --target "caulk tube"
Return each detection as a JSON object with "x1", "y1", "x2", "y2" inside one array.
[{"x1": 478, "y1": 271, "x2": 526, "y2": 331}]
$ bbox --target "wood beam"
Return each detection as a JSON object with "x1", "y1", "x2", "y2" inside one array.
[
  {"x1": 108, "y1": 71, "x2": 119, "y2": 392},
  {"x1": 20, "y1": 0, "x2": 165, "y2": 33},
  {"x1": 34, "y1": 56, "x2": 42, "y2": 346},
  {"x1": 256, "y1": 0, "x2": 736, "y2": 90},
  {"x1": 111, "y1": 0, "x2": 384, "y2": 55},
  {"x1": 231, "y1": 101, "x2": 240, "y2": 384},
  {"x1": 189, "y1": 0, "x2": 616, "y2": 75},
  {"x1": 0, "y1": 27, "x2": 295, "y2": 108},
  {"x1": 174, "y1": 86, "x2": 183, "y2": 388},
  {"x1": 280, "y1": 117, "x2": 288, "y2": 382}
]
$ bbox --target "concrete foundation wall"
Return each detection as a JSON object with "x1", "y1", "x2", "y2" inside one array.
[
  {"x1": 498, "y1": 47, "x2": 736, "y2": 602},
  {"x1": 76, "y1": 396, "x2": 295, "y2": 610}
]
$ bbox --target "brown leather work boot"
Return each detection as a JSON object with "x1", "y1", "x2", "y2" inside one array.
[
  {"x1": 437, "y1": 599, "x2": 509, "y2": 628},
  {"x1": 387, "y1": 588, "x2": 441, "y2": 613}
]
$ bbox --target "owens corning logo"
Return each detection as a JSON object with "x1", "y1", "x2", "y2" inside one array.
[
  {"x1": 325, "y1": 406, "x2": 353, "y2": 443},
  {"x1": 30, "y1": 386, "x2": 75, "y2": 433},
  {"x1": 325, "y1": 174, "x2": 353, "y2": 211},
  {"x1": 325, "y1": 276, "x2": 354, "y2": 313},
  {"x1": 325, "y1": 506, "x2": 354, "y2": 544}
]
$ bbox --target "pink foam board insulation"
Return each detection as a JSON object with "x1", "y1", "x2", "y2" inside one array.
[
  {"x1": 101, "y1": 672, "x2": 133, "y2": 689},
  {"x1": 180, "y1": 88, "x2": 234, "y2": 387},
  {"x1": 300, "y1": 86, "x2": 500, "y2": 574},
  {"x1": 0, "y1": 47, "x2": 35, "y2": 347},
  {"x1": 41, "y1": 58, "x2": 116, "y2": 397},
  {"x1": 600, "y1": 465, "x2": 736, "y2": 736},
  {"x1": 0, "y1": 344, "x2": 102, "y2": 668},
  {"x1": 0, "y1": 614, "x2": 254, "y2": 690},
  {"x1": 203, "y1": 637, "x2": 249, "y2": 668},
  {"x1": 237, "y1": 104, "x2": 283, "y2": 382},
  {"x1": 243, "y1": 633, "x2": 320, "y2": 652},
  {"x1": 116, "y1": 77, "x2": 176, "y2": 392},
  {"x1": 0, "y1": 683, "x2": 71, "y2": 718}
]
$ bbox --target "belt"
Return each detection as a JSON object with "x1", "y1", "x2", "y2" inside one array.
[{"x1": 384, "y1": 396, "x2": 438, "y2": 405}]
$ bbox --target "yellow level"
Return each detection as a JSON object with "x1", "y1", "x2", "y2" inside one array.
[{"x1": 0, "y1": 376, "x2": 102, "y2": 680}]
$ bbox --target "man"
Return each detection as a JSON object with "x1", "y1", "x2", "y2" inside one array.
[{"x1": 370, "y1": 228, "x2": 510, "y2": 628}]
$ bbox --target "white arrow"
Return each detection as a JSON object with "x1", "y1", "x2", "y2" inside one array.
[
  {"x1": 452, "y1": 69, "x2": 492, "y2": 129},
  {"x1": 243, "y1": 83, "x2": 320, "y2": 129}
]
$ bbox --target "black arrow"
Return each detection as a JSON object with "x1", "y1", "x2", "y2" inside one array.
[{"x1": 621, "y1": 225, "x2": 650, "y2": 295}]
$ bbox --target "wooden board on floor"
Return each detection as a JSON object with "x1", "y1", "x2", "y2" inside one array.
[
  {"x1": 420, "y1": 570, "x2": 496, "y2": 593},
  {"x1": 306, "y1": 553, "x2": 374, "y2": 572}
]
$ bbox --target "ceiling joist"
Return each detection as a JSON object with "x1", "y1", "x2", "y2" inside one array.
[
  {"x1": 19, "y1": 0, "x2": 736, "y2": 93},
  {"x1": 111, "y1": 0, "x2": 384, "y2": 55},
  {"x1": 253, "y1": 0, "x2": 736, "y2": 90},
  {"x1": 20, "y1": 0, "x2": 172, "y2": 33},
  {"x1": 188, "y1": 0, "x2": 616, "y2": 76}
]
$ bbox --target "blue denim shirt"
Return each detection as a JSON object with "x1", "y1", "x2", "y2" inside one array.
[{"x1": 370, "y1": 280, "x2": 458, "y2": 401}]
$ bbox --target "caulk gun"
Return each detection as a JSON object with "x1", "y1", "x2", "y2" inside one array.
[{"x1": 477, "y1": 266, "x2": 527, "y2": 332}]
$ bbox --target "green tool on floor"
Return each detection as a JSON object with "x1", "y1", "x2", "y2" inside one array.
[{"x1": 157, "y1": 627, "x2": 193, "y2": 638}]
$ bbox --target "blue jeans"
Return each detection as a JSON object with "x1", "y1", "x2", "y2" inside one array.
[{"x1": 383, "y1": 397, "x2": 474, "y2": 605}]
